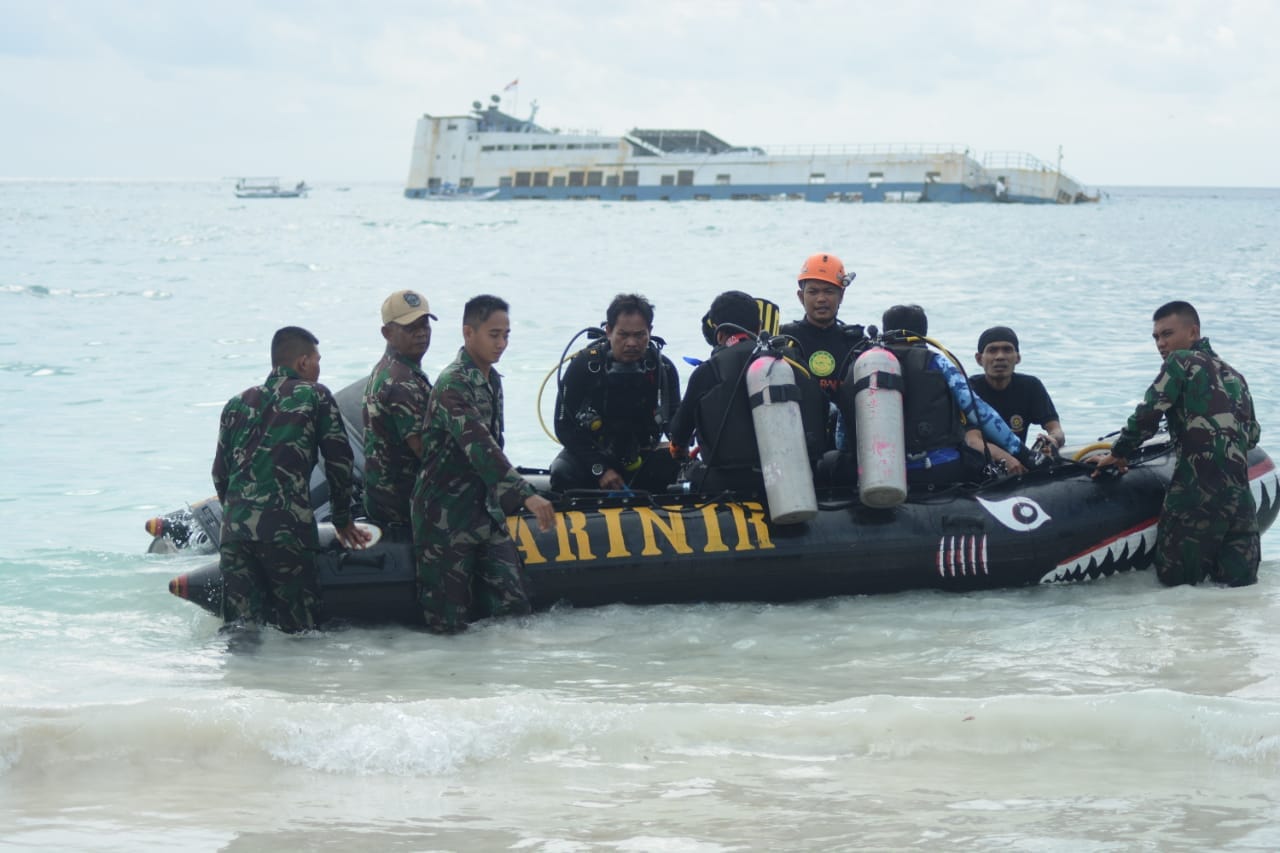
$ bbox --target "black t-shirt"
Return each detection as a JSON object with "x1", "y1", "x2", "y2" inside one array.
[{"x1": 968, "y1": 372, "x2": 1059, "y2": 443}]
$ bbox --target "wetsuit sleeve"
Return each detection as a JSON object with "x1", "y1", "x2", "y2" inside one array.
[
  {"x1": 436, "y1": 381, "x2": 536, "y2": 507},
  {"x1": 315, "y1": 385, "x2": 358, "y2": 529},
  {"x1": 663, "y1": 355, "x2": 683, "y2": 413},
  {"x1": 1110, "y1": 353, "x2": 1187, "y2": 460},
  {"x1": 670, "y1": 362, "x2": 713, "y2": 448},
  {"x1": 936, "y1": 354, "x2": 1022, "y2": 455}
]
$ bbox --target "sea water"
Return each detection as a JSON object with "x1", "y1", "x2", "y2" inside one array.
[{"x1": 2, "y1": 181, "x2": 1279, "y2": 851}]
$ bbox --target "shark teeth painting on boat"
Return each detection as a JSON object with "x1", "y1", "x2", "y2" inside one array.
[
  {"x1": 1042, "y1": 521, "x2": 1160, "y2": 584},
  {"x1": 1250, "y1": 459, "x2": 1280, "y2": 513},
  {"x1": 1042, "y1": 459, "x2": 1280, "y2": 586}
]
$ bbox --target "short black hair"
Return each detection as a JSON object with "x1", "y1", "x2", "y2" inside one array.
[
  {"x1": 708, "y1": 290, "x2": 760, "y2": 336},
  {"x1": 270, "y1": 326, "x2": 318, "y2": 367},
  {"x1": 605, "y1": 293, "x2": 655, "y2": 329},
  {"x1": 882, "y1": 304, "x2": 928, "y2": 336},
  {"x1": 1153, "y1": 300, "x2": 1200, "y2": 328},
  {"x1": 463, "y1": 294, "x2": 509, "y2": 328}
]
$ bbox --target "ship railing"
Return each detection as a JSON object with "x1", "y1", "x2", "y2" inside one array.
[
  {"x1": 981, "y1": 151, "x2": 1082, "y2": 185},
  {"x1": 980, "y1": 152, "x2": 1095, "y2": 202},
  {"x1": 756, "y1": 142, "x2": 973, "y2": 157}
]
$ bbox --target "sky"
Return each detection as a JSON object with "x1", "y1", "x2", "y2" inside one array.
[{"x1": 2, "y1": 0, "x2": 1276, "y2": 187}]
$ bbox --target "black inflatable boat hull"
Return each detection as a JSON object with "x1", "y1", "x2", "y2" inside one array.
[{"x1": 169, "y1": 445, "x2": 1280, "y2": 625}]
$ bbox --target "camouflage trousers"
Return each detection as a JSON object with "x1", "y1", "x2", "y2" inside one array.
[
  {"x1": 219, "y1": 539, "x2": 321, "y2": 632},
  {"x1": 413, "y1": 511, "x2": 531, "y2": 635},
  {"x1": 1155, "y1": 484, "x2": 1260, "y2": 587}
]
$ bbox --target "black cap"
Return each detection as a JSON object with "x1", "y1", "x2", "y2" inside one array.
[{"x1": 977, "y1": 326, "x2": 1019, "y2": 353}]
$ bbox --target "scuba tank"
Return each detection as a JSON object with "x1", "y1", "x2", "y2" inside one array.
[
  {"x1": 745, "y1": 355, "x2": 818, "y2": 524},
  {"x1": 851, "y1": 346, "x2": 907, "y2": 508}
]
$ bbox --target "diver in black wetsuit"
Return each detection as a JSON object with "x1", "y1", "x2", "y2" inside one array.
[{"x1": 550, "y1": 293, "x2": 682, "y2": 493}]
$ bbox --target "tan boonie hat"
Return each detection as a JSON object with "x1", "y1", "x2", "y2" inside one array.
[{"x1": 381, "y1": 290, "x2": 437, "y2": 325}]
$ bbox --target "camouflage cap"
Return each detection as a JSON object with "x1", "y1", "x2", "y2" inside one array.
[{"x1": 381, "y1": 290, "x2": 438, "y2": 325}]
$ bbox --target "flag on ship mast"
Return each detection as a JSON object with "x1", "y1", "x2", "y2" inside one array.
[{"x1": 503, "y1": 79, "x2": 520, "y2": 121}]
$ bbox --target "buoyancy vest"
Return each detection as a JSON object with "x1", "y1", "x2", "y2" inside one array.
[
  {"x1": 696, "y1": 341, "x2": 760, "y2": 469},
  {"x1": 560, "y1": 343, "x2": 676, "y2": 446},
  {"x1": 889, "y1": 344, "x2": 968, "y2": 455}
]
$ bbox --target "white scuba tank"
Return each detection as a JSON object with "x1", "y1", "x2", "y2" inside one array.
[
  {"x1": 745, "y1": 356, "x2": 818, "y2": 524},
  {"x1": 852, "y1": 347, "x2": 908, "y2": 508}
]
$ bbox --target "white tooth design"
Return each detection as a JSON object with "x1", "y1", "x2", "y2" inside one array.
[
  {"x1": 1250, "y1": 469, "x2": 1279, "y2": 510},
  {"x1": 1039, "y1": 522, "x2": 1158, "y2": 584}
]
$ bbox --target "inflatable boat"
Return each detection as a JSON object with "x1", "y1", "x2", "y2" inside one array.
[{"x1": 164, "y1": 439, "x2": 1280, "y2": 626}]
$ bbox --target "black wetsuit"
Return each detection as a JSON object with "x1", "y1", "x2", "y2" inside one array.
[{"x1": 550, "y1": 342, "x2": 681, "y2": 492}]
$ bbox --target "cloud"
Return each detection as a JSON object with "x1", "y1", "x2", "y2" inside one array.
[{"x1": 0, "y1": 0, "x2": 1276, "y2": 185}]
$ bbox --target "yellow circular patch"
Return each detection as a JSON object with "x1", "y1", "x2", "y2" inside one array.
[
  {"x1": 1010, "y1": 415, "x2": 1026, "y2": 433},
  {"x1": 809, "y1": 350, "x2": 836, "y2": 377}
]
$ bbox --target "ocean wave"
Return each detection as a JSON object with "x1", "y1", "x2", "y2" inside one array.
[
  {"x1": 2, "y1": 689, "x2": 1277, "y2": 784},
  {"x1": 0, "y1": 361, "x2": 74, "y2": 376}
]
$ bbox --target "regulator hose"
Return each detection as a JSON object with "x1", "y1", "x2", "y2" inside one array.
[{"x1": 538, "y1": 326, "x2": 607, "y2": 445}]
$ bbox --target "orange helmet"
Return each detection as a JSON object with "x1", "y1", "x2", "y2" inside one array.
[{"x1": 797, "y1": 252, "x2": 847, "y2": 287}]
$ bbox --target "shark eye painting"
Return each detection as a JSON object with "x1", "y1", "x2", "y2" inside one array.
[{"x1": 977, "y1": 495, "x2": 1052, "y2": 532}]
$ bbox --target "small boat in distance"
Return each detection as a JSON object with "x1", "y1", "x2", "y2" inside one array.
[{"x1": 234, "y1": 177, "x2": 310, "y2": 199}]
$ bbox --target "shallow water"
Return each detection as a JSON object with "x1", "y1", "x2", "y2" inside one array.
[{"x1": 2, "y1": 181, "x2": 1279, "y2": 851}]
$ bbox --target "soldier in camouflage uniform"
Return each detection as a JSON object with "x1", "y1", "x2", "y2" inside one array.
[
  {"x1": 1091, "y1": 301, "x2": 1260, "y2": 586},
  {"x1": 213, "y1": 326, "x2": 371, "y2": 632},
  {"x1": 362, "y1": 290, "x2": 437, "y2": 536},
  {"x1": 411, "y1": 295, "x2": 557, "y2": 634}
]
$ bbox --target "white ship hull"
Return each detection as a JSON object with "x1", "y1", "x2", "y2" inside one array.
[{"x1": 404, "y1": 105, "x2": 1094, "y2": 204}]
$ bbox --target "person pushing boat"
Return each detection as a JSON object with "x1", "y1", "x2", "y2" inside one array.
[
  {"x1": 361, "y1": 290, "x2": 436, "y2": 537},
  {"x1": 411, "y1": 295, "x2": 556, "y2": 634},
  {"x1": 1090, "y1": 301, "x2": 1261, "y2": 586}
]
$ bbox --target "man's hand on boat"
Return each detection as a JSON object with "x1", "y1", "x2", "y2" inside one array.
[
  {"x1": 1087, "y1": 453, "x2": 1129, "y2": 477},
  {"x1": 525, "y1": 494, "x2": 558, "y2": 532},
  {"x1": 598, "y1": 468, "x2": 625, "y2": 491},
  {"x1": 335, "y1": 522, "x2": 374, "y2": 549}
]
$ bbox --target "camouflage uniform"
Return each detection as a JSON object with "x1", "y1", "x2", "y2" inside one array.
[
  {"x1": 212, "y1": 365, "x2": 357, "y2": 631},
  {"x1": 1110, "y1": 337, "x2": 1260, "y2": 586},
  {"x1": 411, "y1": 347, "x2": 537, "y2": 633},
  {"x1": 362, "y1": 348, "x2": 432, "y2": 531}
]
